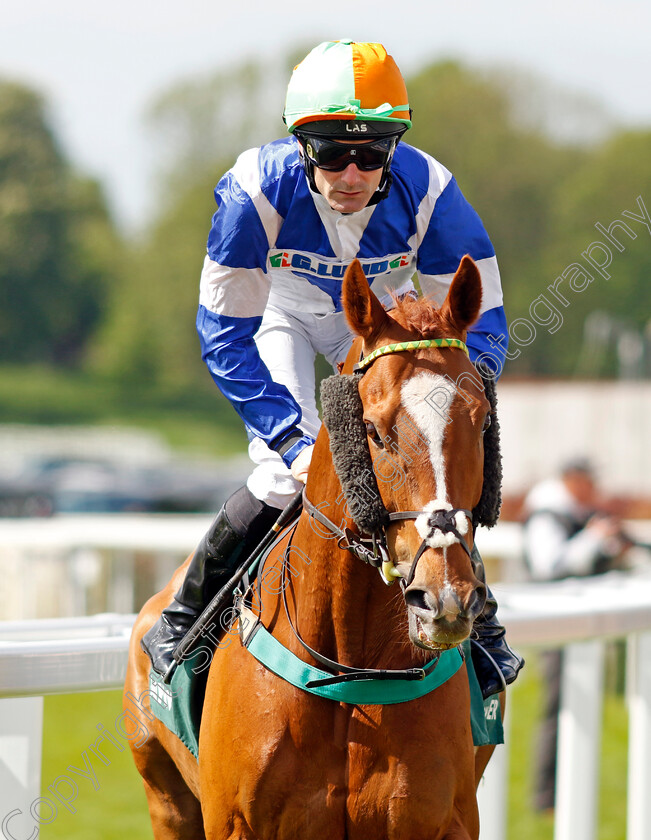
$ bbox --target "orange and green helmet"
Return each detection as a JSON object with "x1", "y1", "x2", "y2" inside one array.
[{"x1": 283, "y1": 40, "x2": 412, "y2": 137}]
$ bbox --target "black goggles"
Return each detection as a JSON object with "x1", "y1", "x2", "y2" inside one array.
[{"x1": 296, "y1": 134, "x2": 398, "y2": 172}]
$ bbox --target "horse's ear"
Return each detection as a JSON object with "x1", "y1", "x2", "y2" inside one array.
[
  {"x1": 439, "y1": 255, "x2": 483, "y2": 333},
  {"x1": 342, "y1": 259, "x2": 391, "y2": 341}
]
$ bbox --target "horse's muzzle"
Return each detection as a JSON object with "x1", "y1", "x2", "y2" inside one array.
[{"x1": 404, "y1": 581, "x2": 486, "y2": 650}]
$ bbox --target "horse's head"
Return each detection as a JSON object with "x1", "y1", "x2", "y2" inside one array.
[{"x1": 321, "y1": 256, "x2": 501, "y2": 652}]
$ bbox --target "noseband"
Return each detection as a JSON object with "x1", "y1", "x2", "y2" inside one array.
[{"x1": 311, "y1": 338, "x2": 475, "y2": 586}]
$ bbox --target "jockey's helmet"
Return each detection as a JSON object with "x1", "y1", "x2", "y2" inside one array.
[{"x1": 283, "y1": 41, "x2": 411, "y2": 203}]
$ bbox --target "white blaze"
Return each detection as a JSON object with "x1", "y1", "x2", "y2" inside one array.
[
  {"x1": 401, "y1": 373, "x2": 470, "y2": 573},
  {"x1": 401, "y1": 372, "x2": 456, "y2": 503}
]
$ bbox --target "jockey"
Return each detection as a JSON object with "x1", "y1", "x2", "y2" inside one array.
[{"x1": 142, "y1": 40, "x2": 524, "y2": 697}]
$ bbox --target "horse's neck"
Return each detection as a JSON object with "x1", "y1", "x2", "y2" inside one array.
[{"x1": 277, "y1": 467, "x2": 416, "y2": 672}]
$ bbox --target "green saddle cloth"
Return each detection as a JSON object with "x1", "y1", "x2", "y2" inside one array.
[{"x1": 149, "y1": 638, "x2": 503, "y2": 759}]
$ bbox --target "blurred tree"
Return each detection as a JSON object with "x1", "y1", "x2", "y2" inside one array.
[
  {"x1": 91, "y1": 53, "x2": 291, "y2": 388},
  {"x1": 89, "y1": 179, "x2": 219, "y2": 386},
  {"x1": 407, "y1": 62, "x2": 585, "y2": 325},
  {"x1": 146, "y1": 57, "x2": 288, "y2": 201},
  {"x1": 537, "y1": 130, "x2": 651, "y2": 377},
  {"x1": 0, "y1": 81, "x2": 120, "y2": 365}
]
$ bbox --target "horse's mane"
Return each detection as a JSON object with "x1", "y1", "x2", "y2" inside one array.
[{"x1": 388, "y1": 293, "x2": 449, "y2": 338}]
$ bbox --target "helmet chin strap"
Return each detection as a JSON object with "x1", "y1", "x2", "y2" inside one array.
[
  {"x1": 298, "y1": 145, "x2": 319, "y2": 194},
  {"x1": 369, "y1": 167, "x2": 393, "y2": 206}
]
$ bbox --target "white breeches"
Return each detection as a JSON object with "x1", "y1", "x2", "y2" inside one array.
[{"x1": 246, "y1": 304, "x2": 354, "y2": 508}]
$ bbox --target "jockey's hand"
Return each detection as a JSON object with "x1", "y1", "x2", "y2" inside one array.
[{"x1": 290, "y1": 444, "x2": 314, "y2": 484}]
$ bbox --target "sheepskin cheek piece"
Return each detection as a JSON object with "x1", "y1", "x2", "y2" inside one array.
[
  {"x1": 471, "y1": 365, "x2": 503, "y2": 529},
  {"x1": 319, "y1": 365, "x2": 502, "y2": 533},
  {"x1": 319, "y1": 373, "x2": 390, "y2": 534}
]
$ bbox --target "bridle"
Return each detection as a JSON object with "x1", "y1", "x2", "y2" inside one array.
[
  {"x1": 238, "y1": 338, "x2": 483, "y2": 687},
  {"x1": 352, "y1": 337, "x2": 469, "y2": 372},
  {"x1": 302, "y1": 491, "x2": 474, "y2": 587},
  {"x1": 268, "y1": 337, "x2": 481, "y2": 685},
  {"x1": 305, "y1": 337, "x2": 477, "y2": 587}
]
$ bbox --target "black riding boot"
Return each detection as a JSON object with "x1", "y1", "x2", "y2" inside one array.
[
  {"x1": 470, "y1": 545, "x2": 524, "y2": 699},
  {"x1": 141, "y1": 486, "x2": 280, "y2": 680}
]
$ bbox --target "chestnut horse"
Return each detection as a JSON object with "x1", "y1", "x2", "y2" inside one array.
[{"x1": 124, "y1": 255, "x2": 503, "y2": 839}]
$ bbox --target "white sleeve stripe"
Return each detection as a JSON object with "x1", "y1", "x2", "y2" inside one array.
[
  {"x1": 475, "y1": 255, "x2": 502, "y2": 313},
  {"x1": 199, "y1": 256, "x2": 270, "y2": 318},
  {"x1": 408, "y1": 150, "x2": 453, "y2": 252},
  {"x1": 419, "y1": 256, "x2": 502, "y2": 315},
  {"x1": 231, "y1": 148, "x2": 284, "y2": 248}
]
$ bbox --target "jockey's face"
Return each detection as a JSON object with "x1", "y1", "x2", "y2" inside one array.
[{"x1": 313, "y1": 142, "x2": 384, "y2": 213}]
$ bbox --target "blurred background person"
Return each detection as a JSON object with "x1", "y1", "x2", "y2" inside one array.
[{"x1": 522, "y1": 456, "x2": 632, "y2": 812}]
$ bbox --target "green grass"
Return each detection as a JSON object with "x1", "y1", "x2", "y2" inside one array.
[
  {"x1": 0, "y1": 364, "x2": 247, "y2": 457},
  {"x1": 40, "y1": 691, "x2": 153, "y2": 840},
  {"x1": 38, "y1": 651, "x2": 628, "y2": 839}
]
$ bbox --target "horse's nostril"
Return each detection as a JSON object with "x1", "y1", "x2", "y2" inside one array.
[
  {"x1": 467, "y1": 584, "x2": 487, "y2": 618},
  {"x1": 404, "y1": 588, "x2": 433, "y2": 612}
]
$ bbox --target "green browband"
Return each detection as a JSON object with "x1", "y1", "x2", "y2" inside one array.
[{"x1": 353, "y1": 338, "x2": 469, "y2": 372}]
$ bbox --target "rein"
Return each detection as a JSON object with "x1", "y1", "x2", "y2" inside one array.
[
  {"x1": 279, "y1": 530, "x2": 438, "y2": 686},
  {"x1": 237, "y1": 510, "x2": 449, "y2": 688}
]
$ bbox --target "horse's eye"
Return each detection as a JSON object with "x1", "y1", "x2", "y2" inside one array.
[
  {"x1": 482, "y1": 413, "x2": 492, "y2": 433},
  {"x1": 365, "y1": 421, "x2": 385, "y2": 448}
]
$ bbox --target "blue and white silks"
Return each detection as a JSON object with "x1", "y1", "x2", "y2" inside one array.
[{"x1": 197, "y1": 137, "x2": 507, "y2": 484}]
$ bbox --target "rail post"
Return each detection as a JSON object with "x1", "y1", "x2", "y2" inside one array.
[
  {"x1": 627, "y1": 630, "x2": 651, "y2": 840},
  {"x1": 477, "y1": 699, "x2": 510, "y2": 840},
  {"x1": 0, "y1": 697, "x2": 44, "y2": 832},
  {"x1": 554, "y1": 639, "x2": 605, "y2": 840}
]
